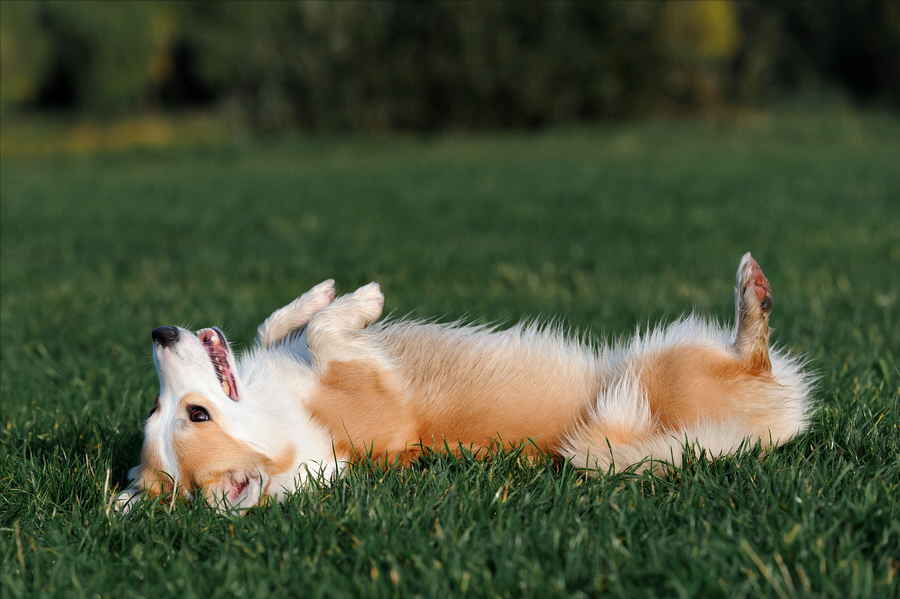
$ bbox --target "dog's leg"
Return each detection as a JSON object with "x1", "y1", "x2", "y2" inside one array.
[
  {"x1": 256, "y1": 279, "x2": 336, "y2": 347},
  {"x1": 559, "y1": 351, "x2": 770, "y2": 475},
  {"x1": 304, "y1": 283, "x2": 420, "y2": 460},
  {"x1": 560, "y1": 252, "x2": 811, "y2": 473},
  {"x1": 305, "y1": 282, "x2": 385, "y2": 368},
  {"x1": 560, "y1": 402, "x2": 757, "y2": 476},
  {"x1": 733, "y1": 252, "x2": 773, "y2": 373}
]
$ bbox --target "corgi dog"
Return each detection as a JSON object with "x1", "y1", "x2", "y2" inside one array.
[{"x1": 116, "y1": 253, "x2": 815, "y2": 512}]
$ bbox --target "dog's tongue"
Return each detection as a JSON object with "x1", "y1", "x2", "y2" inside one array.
[{"x1": 198, "y1": 328, "x2": 239, "y2": 401}]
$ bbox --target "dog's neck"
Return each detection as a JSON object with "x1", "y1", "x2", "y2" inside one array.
[{"x1": 236, "y1": 346, "x2": 342, "y2": 496}]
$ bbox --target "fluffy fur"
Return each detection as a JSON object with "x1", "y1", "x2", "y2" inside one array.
[{"x1": 116, "y1": 253, "x2": 815, "y2": 512}]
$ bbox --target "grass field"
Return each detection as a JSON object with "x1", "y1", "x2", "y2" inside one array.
[{"x1": 1, "y1": 111, "x2": 898, "y2": 598}]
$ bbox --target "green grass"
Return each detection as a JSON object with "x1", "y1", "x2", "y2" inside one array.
[{"x1": 2, "y1": 111, "x2": 898, "y2": 598}]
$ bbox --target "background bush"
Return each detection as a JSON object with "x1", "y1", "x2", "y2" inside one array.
[{"x1": 1, "y1": 0, "x2": 898, "y2": 132}]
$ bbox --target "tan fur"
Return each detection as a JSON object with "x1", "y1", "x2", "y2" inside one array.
[
  {"x1": 386, "y1": 323, "x2": 597, "y2": 455},
  {"x1": 308, "y1": 338, "x2": 597, "y2": 462},
  {"x1": 161, "y1": 393, "x2": 298, "y2": 503},
  {"x1": 307, "y1": 329, "x2": 788, "y2": 470},
  {"x1": 138, "y1": 444, "x2": 172, "y2": 498},
  {"x1": 172, "y1": 393, "x2": 267, "y2": 490},
  {"x1": 118, "y1": 253, "x2": 816, "y2": 513},
  {"x1": 734, "y1": 253, "x2": 774, "y2": 373},
  {"x1": 309, "y1": 360, "x2": 418, "y2": 461},
  {"x1": 641, "y1": 344, "x2": 770, "y2": 432}
]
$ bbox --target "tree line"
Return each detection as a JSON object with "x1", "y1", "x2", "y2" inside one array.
[{"x1": 1, "y1": 1, "x2": 897, "y2": 132}]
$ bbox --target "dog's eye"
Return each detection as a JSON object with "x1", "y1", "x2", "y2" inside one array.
[
  {"x1": 148, "y1": 394, "x2": 160, "y2": 418},
  {"x1": 189, "y1": 406, "x2": 210, "y2": 422}
]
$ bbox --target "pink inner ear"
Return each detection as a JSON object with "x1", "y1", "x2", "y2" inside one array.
[{"x1": 198, "y1": 328, "x2": 240, "y2": 401}]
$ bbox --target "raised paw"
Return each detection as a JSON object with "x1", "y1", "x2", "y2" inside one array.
[
  {"x1": 306, "y1": 279, "x2": 338, "y2": 312},
  {"x1": 736, "y1": 252, "x2": 773, "y2": 314},
  {"x1": 308, "y1": 281, "x2": 385, "y2": 335},
  {"x1": 347, "y1": 282, "x2": 385, "y2": 325},
  {"x1": 305, "y1": 282, "x2": 388, "y2": 369},
  {"x1": 733, "y1": 252, "x2": 773, "y2": 373},
  {"x1": 256, "y1": 279, "x2": 338, "y2": 347}
]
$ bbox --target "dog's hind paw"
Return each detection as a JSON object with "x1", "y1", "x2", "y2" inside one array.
[
  {"x1": 736, "y1": 252, "x2": 773, "y2": 315},
  {"x1": 733, "y1": 252, "x2": 773, "y2": 372}
]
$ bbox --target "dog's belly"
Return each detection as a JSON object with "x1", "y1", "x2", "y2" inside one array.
[{"x1": 308, "y1": 322, "x2": 600, "y2": 461}]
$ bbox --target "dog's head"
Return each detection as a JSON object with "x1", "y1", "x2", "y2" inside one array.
[{"x1": 117, "y1": 325, "x2": 301, "y2": 513}]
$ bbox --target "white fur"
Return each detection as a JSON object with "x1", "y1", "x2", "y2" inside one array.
[{"x1": 117, "y1": 255, "x2": 816, "y2": 513}]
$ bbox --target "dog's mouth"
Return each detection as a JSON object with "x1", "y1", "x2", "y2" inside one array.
[{"x1": 198, "y1": 327, "x2": 239, "y2": 401}]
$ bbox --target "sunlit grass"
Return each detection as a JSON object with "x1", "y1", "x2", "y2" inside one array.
[
  {"x1": 1, "y1": 112, "x2": 898, "y2": 598},
  {"x1": 0, "y1": 110, "x2": 231, "y2": 158}
]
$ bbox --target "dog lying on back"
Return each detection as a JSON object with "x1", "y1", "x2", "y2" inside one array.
[{"x1": 116, "y1": 253, "x2": 815, "y2": 512}]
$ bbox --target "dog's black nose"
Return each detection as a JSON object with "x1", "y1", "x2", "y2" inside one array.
[{"x1": 151, "y1": 326, "x2": 180, "y2": 348}]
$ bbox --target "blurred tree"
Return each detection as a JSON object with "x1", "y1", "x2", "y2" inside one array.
[
  {"x1": 1, "y1": 0, "x2": 175, "y2": 115},
  {"x1": 734, "y1": 0, "x2": 900, "y2": 106},
  {"x1": 177, "y1": 0, "x2": 676, "y2": 132},
  {"x1": 0, "y1": 2, "x2": 52, "y2": 113},
  {"x1": 1, "y1": 0, "x2": 897, "y2": 131},
  {"x1": 662, "y1": 0, "x2": 742, "y2": 111}
]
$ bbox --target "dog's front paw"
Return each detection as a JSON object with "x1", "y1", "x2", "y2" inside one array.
[
  {"x1": 306, "y1": 279, "x2": 338, "y2": 312},
  {"x1": 349, "y1": 282, "x2": 385, "y2": 325},
  {"x1": 114, "y1": 486, "x2": 143, "y2": 513}
]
